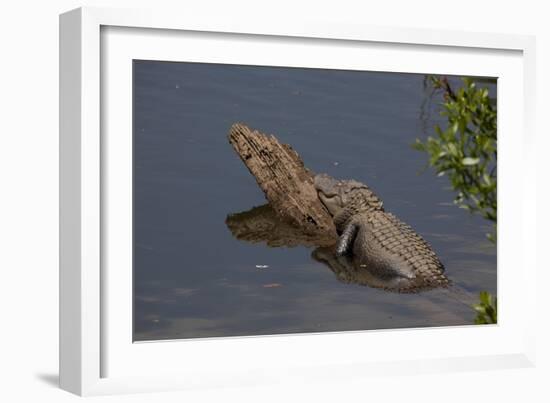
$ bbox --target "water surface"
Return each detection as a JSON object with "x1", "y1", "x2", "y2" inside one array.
[{"x1": 133, "y1": 61, "x2": 497, "y2": 341}]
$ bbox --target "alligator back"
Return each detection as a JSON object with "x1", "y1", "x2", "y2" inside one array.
[
  {"x1": 349, "y1": 210, "x2": 449, "y2": 292},
  {"x1": 314, "y1": 173, "x2": 449, "y2": 292}
]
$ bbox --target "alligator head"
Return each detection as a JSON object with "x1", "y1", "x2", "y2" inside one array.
[{"x1": 314, "y1": 173, "x2": 384, "y2": 217}]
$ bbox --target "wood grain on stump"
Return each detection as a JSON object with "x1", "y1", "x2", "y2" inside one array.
[{"x1": 228, "y1": 123, "x2": 337, "y2": 243}]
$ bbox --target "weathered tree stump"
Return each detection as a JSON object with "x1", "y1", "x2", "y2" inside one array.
[{"x1": 228, "y1": 123, "x2": 337, "y2": 243}]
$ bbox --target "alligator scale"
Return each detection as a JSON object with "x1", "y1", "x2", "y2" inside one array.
[{"x1": 314, "y1": 174, "x2": 450, "y2": 293}]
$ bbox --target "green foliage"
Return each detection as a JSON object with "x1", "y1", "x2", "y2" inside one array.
[
  {"x1": 473, "y1": 291, "x2": 497, "y2": 324},
  {"x1": 414, "y1": 76, "x2": 498, "y2": 324},
  {"x1": 413, "y1": 76, "x2": 497, "y2": 241}
]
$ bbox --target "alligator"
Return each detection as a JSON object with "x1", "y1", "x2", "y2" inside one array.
[{"x1": 314, "y1": 174, "x2": 450, "y2": 293}]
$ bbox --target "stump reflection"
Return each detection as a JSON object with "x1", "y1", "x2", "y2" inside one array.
[{"x1": 225, "y1": 203, "x2": 336, "y2": 248}]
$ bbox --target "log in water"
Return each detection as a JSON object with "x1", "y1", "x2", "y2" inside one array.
[{"x1": 228, "y1": 123, "x2": 337, "y2": 244}]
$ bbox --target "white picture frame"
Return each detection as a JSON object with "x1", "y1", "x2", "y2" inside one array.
[{"x1": 59, "y1": 6, "x2": 537, "y2": 396}]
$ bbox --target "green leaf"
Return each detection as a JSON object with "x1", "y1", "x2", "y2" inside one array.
[
  {"x1": 473, "y1": 305, "x2": 486, "y2": 313},
  {"x1": 462, "y1": 157, "x2": 480, "y2": 165},
  {"x1": 411, "y1": 138, "x2": 426, "y2": 151},
  {"x1": 447, "y1": 143, "x2": 458, "y2": 156},
  {"x1": 451, "y1": 121, "x2": 459, "y2": 134}
]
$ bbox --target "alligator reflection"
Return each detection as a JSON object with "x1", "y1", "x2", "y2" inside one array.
[
  {"x1": 226, "y1": 204, "x2": 444, "y2": 293},
  {"x1": 311, "y1": 245, "x2": 439, "y2": 293}
]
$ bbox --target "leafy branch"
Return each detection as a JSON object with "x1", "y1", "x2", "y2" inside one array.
[
  {"x1": 413, "y1": 76, "x2": 497, "y2": 241},
  {"x1": 473, "y1": 291, "x2": 497, "y2": 324},
  {"x1": 414, "y1": 76, "x2": 498, "y2": 323}
]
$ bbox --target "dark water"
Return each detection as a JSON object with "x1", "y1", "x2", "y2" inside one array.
[{"x1": 133, "y1": 61, "x2": 497, "y2": 341}]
